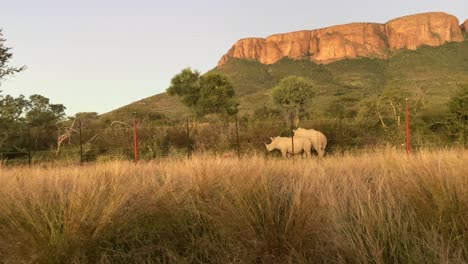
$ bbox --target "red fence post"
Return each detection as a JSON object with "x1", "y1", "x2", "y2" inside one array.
[
  {"x1": 133, "y1": 117, "x2": 139, "y2": 163},
  {"x1": 405, "y1": 98, "x2": 410, "y2": 157}
]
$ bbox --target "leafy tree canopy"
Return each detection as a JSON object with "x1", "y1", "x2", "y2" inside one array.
[
  {"x1": 1, "y1": 92, "x2": 66, "y2": 128},
  {"x1": 447, "y1": 84, "x2": 468, "y2": 142},
  {"x1": 448, "y1": 84, "x2": 468, "y2": 121},
  {"x1": 167, "y1": 68, "x2": 237, "y2": 117},
  {"x1": 197, "y1": 73, "x2": 237, "y2": 116},
  {"x1": 272, "y1": 76, "x2": 314, "y2": 109},
  {"x1": 272, "y1": 76, "x2": 315, "y2": 126},
  {"x1": 0, "y1": 93, "x2": 28, "y2": 122},
  {"x1": 167, "y1": 68, "x2": 201, "y2": 108},
  {"x1": 26, "y1": 94, "x2": 66, "y2": 128},
  {"x1": 0, "y1": 92, "x2": 66, "y2": 154}
]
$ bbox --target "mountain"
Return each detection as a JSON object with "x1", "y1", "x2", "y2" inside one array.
[
  {"x1": 218, "y1": 12, "x2": 464, "y2": 66},
  {"x1": 102, "y1": 12, "x2": 468, "y2": 122}
]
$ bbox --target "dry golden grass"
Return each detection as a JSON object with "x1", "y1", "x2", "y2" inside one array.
[{"x1": 0, "y1": 149, "x2": 467, "y2": 263}]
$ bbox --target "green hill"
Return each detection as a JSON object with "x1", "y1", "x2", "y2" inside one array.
[{"x1": 102, "y1": 37, "x2": 468, "y2": 122}]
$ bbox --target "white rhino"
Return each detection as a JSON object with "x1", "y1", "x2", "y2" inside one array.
[
  {"x1": 265, "y1": 136, "x2": 312, "y2": 158},
  {"x1": 293, "y1": 128, "x2": 327, "y2": 158}
]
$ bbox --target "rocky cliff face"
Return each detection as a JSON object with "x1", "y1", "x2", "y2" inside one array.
[
  {"x1": 218, "y1": 12, "x2": 464, "y2": 67},
  {"x1": 462, "y1": 19, "x2": 468, "y2": 32},
  {"x1": 385, "y1": 13, "x2": 463, "y2": 50}
]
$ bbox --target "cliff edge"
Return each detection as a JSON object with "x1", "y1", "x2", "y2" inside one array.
[{"x1": 218, "y1": 12, "x2": 464, "y2": 66}]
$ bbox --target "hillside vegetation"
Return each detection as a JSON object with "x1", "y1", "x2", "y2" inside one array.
[
  {"x1": 105, "y1": 38, "x2": 468, "y2": 122},
  {"x1": 3, "y1": 39, "x2": 465, "y2": 164}
]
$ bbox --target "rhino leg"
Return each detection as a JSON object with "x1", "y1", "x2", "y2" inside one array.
[
  {"x1": 317, "y1": 148, "x2": 324, "y2": 158},
  {"x1": 281, "y1": 150, "x2": 288, "y2": 158}
]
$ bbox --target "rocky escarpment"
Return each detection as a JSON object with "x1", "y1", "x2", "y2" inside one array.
[
  {"x1": 218, "y1": 12, "x2": 464, "y2": 66},
  {"x1": 462, "y1": 19, "x2": 468, "y2": 32}
]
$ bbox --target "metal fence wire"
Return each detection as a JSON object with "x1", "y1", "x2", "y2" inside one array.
[{"x1": 0, "y1": 113, "x2": 466, "y2": 166}]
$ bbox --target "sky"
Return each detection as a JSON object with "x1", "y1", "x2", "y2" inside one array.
[{"x1": 1, "y1": 0, "x2": 466, "y2": 115}]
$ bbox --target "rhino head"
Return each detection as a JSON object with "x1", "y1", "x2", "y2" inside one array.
[{"x1": 265, "y1": 137, "x2": 278, "y2": 152}]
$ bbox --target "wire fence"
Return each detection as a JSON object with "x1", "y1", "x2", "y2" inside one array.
[{"x1": 0, "y1": 112, "x2": 466, "y2": 166}]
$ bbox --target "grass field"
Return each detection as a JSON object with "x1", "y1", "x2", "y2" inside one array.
[{"x1": 0, "y1": 149, "x2": 467, "y2": 263}]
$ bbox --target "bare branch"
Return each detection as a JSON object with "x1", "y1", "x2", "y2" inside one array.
[{"x1": 56, "y1": 118, "x2": 78, "y2": 155}]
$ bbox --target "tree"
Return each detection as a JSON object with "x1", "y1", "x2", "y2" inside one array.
[
  {"x1": 74, "y1": 112, "x2": 99, "y2": 126},
  {"x1": 272, "y1": 76, "x2": 315, "y2": 126},
  {"x1": 447, "y1": 84, "x2": 468, "y2": 144},
  {"x1": 355, "y1": 96, "x2": 387, "y2": 130},
  {"x1": 196, "y1": 73, "x2": 237, "y2": 116},
  {"x1": 379, "y1": 83, "x2": 413, "y2": 127},
  {"x1": 0, "y1": 92, "x2": 66, "y2": 156},
  {"x1": 167, "y1": 68, "x2": 237, "y2": 117},
  {"x1": 0, "y1": 93, "x2": 29, "y2": 152},
  {"x1": 0, "y1": 29, "x2": 25, "y2": 84},
  {"x1": 0, "y1": 93, "x2": 28, "y2": 122},
  {"x1": 166, "y1": 68, "x2": 201, "y2": 108},
  {"x1": 26, "y1": 94, "x2": 66, "y2": 128}
]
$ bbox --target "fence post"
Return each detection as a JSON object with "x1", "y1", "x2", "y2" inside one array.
[
  {"x1": 405, "y1": 98, "x2": 410, "y2": 157},
  {"x1": 186, "y1": 116, "x2": 191, "y2": 158},
  {"x1": 235, "y1": 115, "x2": 240, "y2": 158},
  {"x1": 79, "y1": 120, "x2": 83, "y2": 164},
  {"x1": 133, "y1": 117, "x2": 139, "y2": 163},
  {"x1": 27, "y1": 123, "x2": 31, "y2": 167}
]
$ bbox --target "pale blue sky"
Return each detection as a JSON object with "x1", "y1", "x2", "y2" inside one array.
[{"x1": 1, "y1": 0, "x2": 466, "y2": 115}]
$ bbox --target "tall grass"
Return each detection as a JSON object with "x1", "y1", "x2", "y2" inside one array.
[{"x1": 0, "y1": 149, "x2": 467, "y2": 263}]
